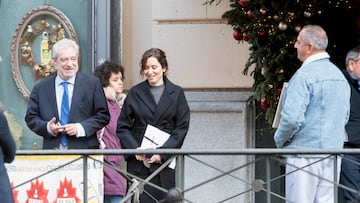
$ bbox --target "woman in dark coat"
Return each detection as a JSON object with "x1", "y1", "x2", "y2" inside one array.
[
  {"x1": 0, "y1": 110, "x2": 16, "y2": 203},
  {"x1": 117, "y1": 48, "x2": 190, "y2": 202}
]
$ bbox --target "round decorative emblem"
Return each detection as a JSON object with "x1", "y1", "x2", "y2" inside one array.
[{"x1": 11, "y1": 5, "x2": 79, "y2": 100}]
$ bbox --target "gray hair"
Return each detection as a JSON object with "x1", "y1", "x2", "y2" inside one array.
[
  {"x1": 52, "y1": 38, "x2": 79, "y2": 59},
  {"x1": 301, "y1": 25, "x2": 328, "y2": 50},
  {"x1": 345, "y1": 46, "x2": 360, "y2": 68}
]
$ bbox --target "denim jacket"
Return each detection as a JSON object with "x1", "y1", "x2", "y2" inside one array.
[{"x1": 274, "y1": 52, "x2": 350, "y2": 152}]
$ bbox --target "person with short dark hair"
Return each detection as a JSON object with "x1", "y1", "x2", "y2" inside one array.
[
  {"x1": 94, "y1": 60, "x2": 127, "y2": 203},
  {"x1": 117, "y1": 48, "x2": 190, "y2": 202}
]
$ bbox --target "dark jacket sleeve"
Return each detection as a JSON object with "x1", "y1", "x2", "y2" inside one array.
[
  {"x1": 160, "y1": 88, "x2": 190, "y2": 149},
  {"x1": 116, "y1": 89, "x2": 141, "y2": 150},
  {"x1": 342, "y1": 70, "x2": 360, "y2": 145},
  {"x1": 25, "y1": 78, "x2": 56, "y2": 139},
  {"x1": 74, "y1": 75, "x2": 110, "y2": 137},
  {"x1": 0, "y1": 110, "x2": 16, "y2": 163}
]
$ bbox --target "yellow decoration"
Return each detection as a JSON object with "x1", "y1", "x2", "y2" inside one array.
[{"x1": 19, "y1": 18, "x2": 65, "y2": 79}]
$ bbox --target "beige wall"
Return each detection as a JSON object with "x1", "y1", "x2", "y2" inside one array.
[{"x1": 121, "y1": 0, "x2": 253, "y2": 89}]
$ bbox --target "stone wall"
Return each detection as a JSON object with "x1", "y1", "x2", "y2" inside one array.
[{"x1": 181, "y1": 90, "x2": 255, "y2": 203}]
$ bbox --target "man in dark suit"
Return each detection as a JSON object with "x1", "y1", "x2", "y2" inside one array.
[
  {"x1": 0, "y1": 110, "x2": 16, "y2": 203},
  {"x1": 340, "y1": 45, "x2": 360, "y2": 202},
  {"x1": 25, "y1": 38, "x2": 110, "y2": 149}
]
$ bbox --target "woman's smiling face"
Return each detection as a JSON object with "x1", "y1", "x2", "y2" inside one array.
[{"x1": 143, "y1": 56, "x2": 165, "y2": 86}]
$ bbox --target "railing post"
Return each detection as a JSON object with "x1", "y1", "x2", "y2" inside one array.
[
  {"x1": 83, "y1": 154, "x2": 88, "y2": 203},
  {"x1": 266, "y1": 156, "x2": 271, "y2": 203},
  {"x1": 176, "y1": 155, "x2": 185, "y2": 193},
  {"x1": 334, "y1": 155, "x2": 338, "y2": 203}
]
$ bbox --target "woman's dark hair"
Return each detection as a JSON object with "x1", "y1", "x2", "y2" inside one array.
[
  {"x1": 94, "y1": 60, "x2": 125, "y2": 87},
  {"x1": 140, "y1": 48, "x2": 168, "y2": 75}
]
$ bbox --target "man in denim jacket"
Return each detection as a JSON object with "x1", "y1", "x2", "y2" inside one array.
[{"x1": 274, "y1": 25, "x2": 350, "y2": 203}]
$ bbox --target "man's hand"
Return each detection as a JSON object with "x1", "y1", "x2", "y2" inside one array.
[
  {"x1": 62, "y1": 124, "x2": 78, "y2": 136},
  {"x1": 48, "y1": 117, "x2": 64, "y2": 135}
]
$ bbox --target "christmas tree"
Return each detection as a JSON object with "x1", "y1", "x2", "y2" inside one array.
[{"x1": 208, "y1": 0, "x2": 360, "y2": 125}]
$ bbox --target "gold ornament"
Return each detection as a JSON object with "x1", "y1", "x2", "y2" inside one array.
[
  {"x1": 19, "y1": 18, "x2": 65, "y2": 79},
  {"x1": 20, "y1": 43, "x2": 32, "y2": 64},
  {"x1": 261, "y1": 67, "x2": 267, "y2": 75},
  {"x1": 278, "y1": 22, "x2": 288, "y2": 31},
  {"x1": 294, "y1": 25, "x2": 302, "y2": 32},
  {"x1": 52, "y1": 23, "x2": 62, "y2": 32},
  {"x1": 304, "y1": 11, "x2": 312, "y2": 18},
  {"x1": 36, "y1": 20, "x2": 49, "y2": 31},
  {"x1": 57, "y1": 28, "x2": 65, "y2": 40},
  {"x1": 260, "y1": 8, "x2": 267, "y2": 15}
]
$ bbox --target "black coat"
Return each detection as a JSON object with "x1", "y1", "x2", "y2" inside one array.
[
  {"x1": 343, "y1": 70, "x2": 360, "y2": 146},
  {"x1": 0, "y1": 110, "x2": 16, "y2": 203},
  {"x1": 117, "y1": 77, "x2": 190, "y2": 175}
]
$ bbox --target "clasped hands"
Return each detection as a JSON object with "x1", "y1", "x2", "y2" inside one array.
[
  {"x1": 135, "y1": 147, "x2": 162, "y2": 164},
  {"x1": 48, "y1": 117, "x2": 77, "y2": 136}
]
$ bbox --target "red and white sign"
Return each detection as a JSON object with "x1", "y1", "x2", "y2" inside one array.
[{"x1": 6, "y1": 155, "x2": 103, "y2": 203}]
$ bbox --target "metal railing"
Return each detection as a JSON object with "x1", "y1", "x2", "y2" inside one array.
[{"x1": 13, "y1": 148, "x2": 360, "y2": 203}]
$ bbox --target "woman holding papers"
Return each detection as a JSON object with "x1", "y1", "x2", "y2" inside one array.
[{"x1": 117, "y1": 48, "x2": 190, "y2": 202}]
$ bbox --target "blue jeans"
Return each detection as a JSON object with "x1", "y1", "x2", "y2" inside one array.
[{"x1": 104, "y1": 195, "x2": 123, "y2": 203}]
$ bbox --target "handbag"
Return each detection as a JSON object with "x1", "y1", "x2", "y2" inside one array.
[{"x1": 98, "y1": 127, "x2": 106, "y2": 149}]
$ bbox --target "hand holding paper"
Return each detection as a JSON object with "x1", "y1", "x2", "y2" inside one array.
[{"x1": 140, "y1": 124, "x2": 176, "y2": 169}]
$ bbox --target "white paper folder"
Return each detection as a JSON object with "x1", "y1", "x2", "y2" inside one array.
[
  {"x1": 141, "y1": 124, "x2": 176, "y2": 169},
  {"x1": 141, "y1": 124, "x2": 170, "y2": 149}
]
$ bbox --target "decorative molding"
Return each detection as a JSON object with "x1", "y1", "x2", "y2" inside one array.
[
  {"x1": 185, "y1": 90, "x2": 253, "y2": 113},
  {"x1": 10, "y1": 5, "x2": 79, "y2": 100},
  {"x1": 154, "y1": 18, "x2": 227, "y2": 25}
]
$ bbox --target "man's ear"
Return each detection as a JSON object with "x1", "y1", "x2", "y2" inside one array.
[
  {"x1": 348, "y1": 60, "x2": 356, "y2": 73},
  {"x1": 306, "y1": 44, "x2": 313, "y2": 54}
]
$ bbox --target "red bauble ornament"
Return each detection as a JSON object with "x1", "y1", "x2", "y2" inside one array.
[
  {"x1": 238, "y1": 0, "x2": 249, "y2": 7},
  {"x1": 233, "y1": 30, "x2": 243, "y2": 41},
  {"x1": 260, "y1": 98, "x2": 270, "y2": 110},
  {"x1": 247, "y1": 10, "x2": 254, "y2": 20},
  {"x1": 257, "y1": 31, "x2": 265, "y2": 37},
  {"x1": 242, "y1": 33, "x2": 250, "y2": 41}
]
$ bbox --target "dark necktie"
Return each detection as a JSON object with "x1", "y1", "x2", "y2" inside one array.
[{"x1": 60, "y1": 82, "x2": 69, "y2": 146}]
